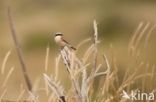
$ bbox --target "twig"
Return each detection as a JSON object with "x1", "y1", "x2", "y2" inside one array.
[{"x1": 7, "y1": 7, "x2": 32, "y2": 91}]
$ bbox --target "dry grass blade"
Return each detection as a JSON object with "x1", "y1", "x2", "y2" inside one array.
[
  {"x1": 44, "y1": 74, "x2": 63, "y2": 97},
  {"x1": 60, "y1": 47, "x2": 71, "y2": 70},
  {"x1": 94, "y1": 64, "x2": 102, "y2": 73},
  {"x1": 77, "y1": 37, "x2": 91, "y2": 49},
  {"x1": 93, "y1": 20, "x2": 98, "y2": 44},
  {"x1": 75, "y1": 63, "x2": 90, "y2": 76},
  {"x1": 43, "y1": 74, "x2": 66, "y2": 102},
  {"x1": 151, "y1": 65, "x2": 155, "y2": 81},
  {"x1": 91, "y1": 19, "x2": 98, "y2": 74},
  {"x1": 55, "y1": 55, "x2": 61, "y2": 80},
  {"x1": 1, "y1": 50, "x2": 11, "y2": 74},
  {"x1": 129, "y1": 22, "x2": 143, "y2": 53},
  {"x1": 16, "y1": 89, "x2": 25, "y2": 102},
  {"x1": 93, "y1": 19, "x2": 98, "y2": 70},
  {"x1": 144, "y1": 24, "x2": 156, "y2": 48},
  {"x1": 0, "y1": 89, "x2": 7, "y2": 101},
  {"x1": 2, "y1": 67, "x2": 14, "y2": 88},
  {"x1": 44, "y1": 45, "x2": 50, "y2": 95},
  {"x1": 45, "y1": 45, "x2": 50, "y2": 72},
  {"x1": 94, "y1": 64, "x2": 105, "y2": 77},
  {"x1": 33, "y1": 77, "x2": 42, "y2": 94},
  {"x1": 118, "y1": 72, "x2": 152, "y2": 93},
  {"x1": 7, "y1": 7, "x2": 32, "y2": 91},
  {"x1": 134, "y1": 22, "x2": 150, "y2": 49},
  {"x1": 128, "y1": 22, "x2": 144, "y2": 55},
  {"x1": 103, "y1": 54, "x2": 111, "y2": 75},
  {"x1": 28, "y1": 91, "x2": 38, "y2": 102},
  {"x1": 81, "y1": 62, "x2": 88, "y2": 102},
  {"x1": 83, "y1": 44, "x2": 94, "y2": 63},
  {"x1": 87, "y1": 20, "x2": 99, "y2": 80},
  {"x1": 48, "y1": 93, "x2": 57, "y2": 102}
]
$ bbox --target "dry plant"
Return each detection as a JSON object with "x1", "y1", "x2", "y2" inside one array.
[
  {"x1": 42, "y1": 20, "x2": 155, "y2": 102},
  {"x1": 0, "y1": 8, "x2": 155, "y2": 102}
]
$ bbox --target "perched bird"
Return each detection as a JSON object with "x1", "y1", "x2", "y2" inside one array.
[{"x1": 54, "y1": 32, "x2": 76, "y2": 50}]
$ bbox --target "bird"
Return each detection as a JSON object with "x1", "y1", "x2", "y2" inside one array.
[{"x1": 54, "y1": 32, "x2": 76, "y2": 50}]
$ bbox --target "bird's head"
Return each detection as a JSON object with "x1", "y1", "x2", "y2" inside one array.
[{"x1": 55, "y1": 32, "x2": 63, "y2": 37}]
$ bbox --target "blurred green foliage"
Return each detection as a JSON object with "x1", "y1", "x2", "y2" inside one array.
[{"x1": 23, "y1": 32, "x2": 55, "y2": 51}]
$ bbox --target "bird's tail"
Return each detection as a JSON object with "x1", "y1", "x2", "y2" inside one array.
[
  {"x1": 70, "y1": 46, "x2": 76, "y2": 50},
  {"x1": 66, "y1": 44, "x2": 76, "y2": 50}
]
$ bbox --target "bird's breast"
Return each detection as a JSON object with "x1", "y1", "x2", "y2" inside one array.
[
  {"x1": 55, "y1": 36, "x2": 62, "y2": 43},
  {"x1": 54, "y1": 36, "x2": 66, "y2": 46}
]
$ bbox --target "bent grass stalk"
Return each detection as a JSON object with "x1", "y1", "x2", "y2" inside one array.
[{"x1": 7, "y1": 7, "x2": 32, "y2": 91}]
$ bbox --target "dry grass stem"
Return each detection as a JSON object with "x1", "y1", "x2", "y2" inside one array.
[
  {"x1": 28, "y1": 91, "x2": 38, "y2": 102},
  {"x1": 45, "y1": 45, "x2": 50, "y2": 72},
  {"x1": 43, "y1": 74, "x2": 65, "y2": 102},
  {"x1": 77, "y1": 38, "x2": 92, "y2": 49},
  {"x1": 144, "y1": 24, "x2": 156, "y2": 48},
  {"x1": 129, "y1": 22, "x2": 143, "y2": 55},
  {"x1": 16, "y1": 89, "x2": 25, "y2": 102},
  {"x1": 134, "y1": 22, "x2": 150, "y2": 49},
  {"x1": 1, "y1": 50, "x2": 11, "y2": 74},
  {"x1": 0, "y1": 89, "x2": 7, "y2": 101},
  {"x1": 83, "y1": 44, "x2": 94, "y2": 63},
  {"x1": 44, "y1": 45, "x2": 50, "y2": 95},
  {"x1": 7, "y1": 7, "x2": 32, "y2": 91},
  {"x1": 55, "y1": 55, "x2": 61, "y2": 80},
  {"x1": 2, "y1": 67, "x2": 14, "y2": 88},
  {"x1": 93, "y1": 20, "x2": 98, "y2": 44}
]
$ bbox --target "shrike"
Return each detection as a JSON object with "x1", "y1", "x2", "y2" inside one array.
[{"x1": 54, "y1": 32, "x2": 76, "y2": 50}]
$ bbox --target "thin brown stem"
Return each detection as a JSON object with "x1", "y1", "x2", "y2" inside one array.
[{"x1": 7, "y1": 7, "x2": 32, "y2": 91}]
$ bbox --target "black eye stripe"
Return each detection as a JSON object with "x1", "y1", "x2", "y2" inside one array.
[{"x1": 55, "y1": 34, "x2": 63, "y2": 36}]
